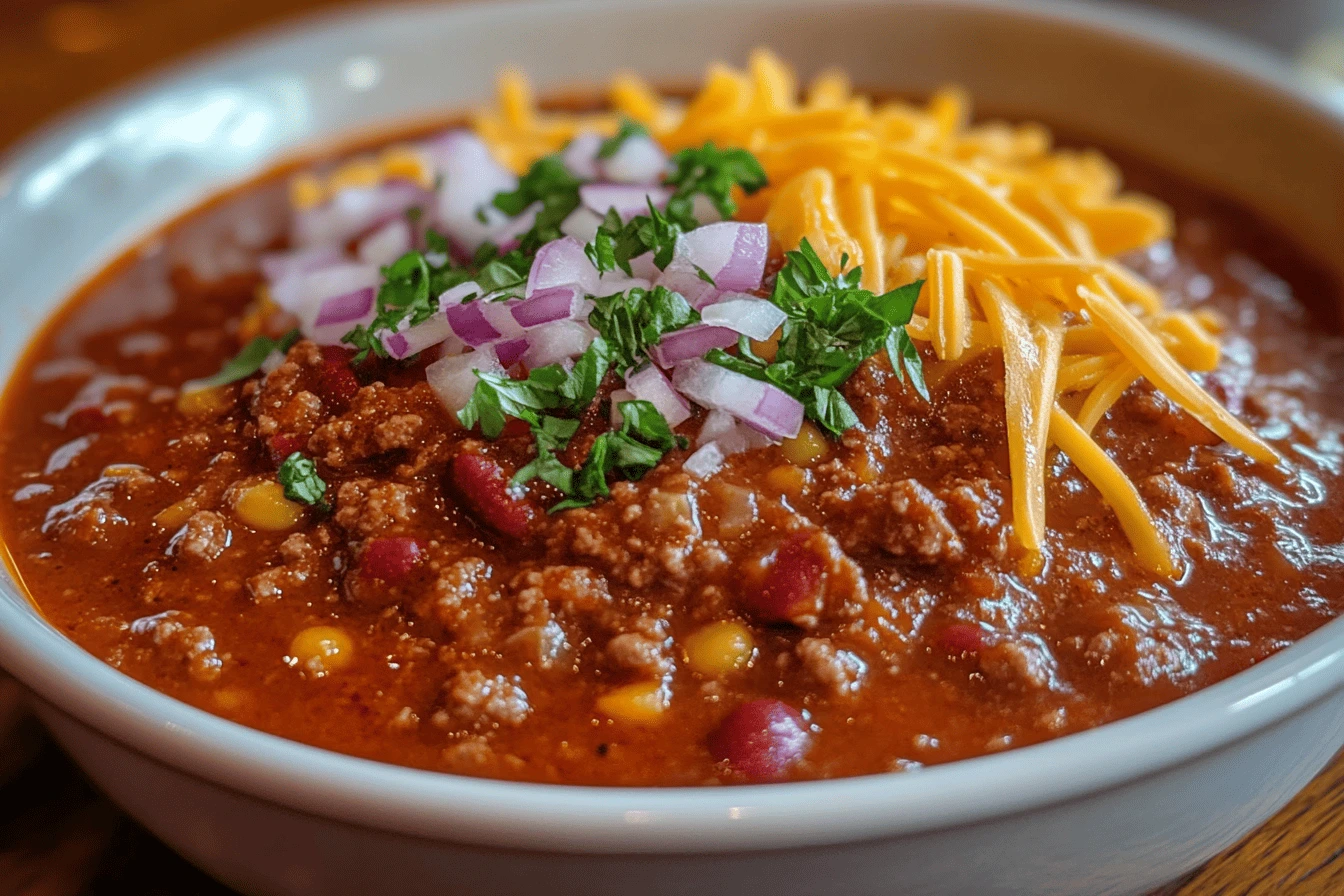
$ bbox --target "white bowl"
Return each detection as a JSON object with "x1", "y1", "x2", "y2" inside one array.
[{"x1": 2, "y1": 2, "x2": 1343, "y2": 894}]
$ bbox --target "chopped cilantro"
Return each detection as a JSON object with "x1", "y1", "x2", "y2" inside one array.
[
  {"x1": 456, "y1": 364, "x2": 570, "y2": 438},
  {"x1": 342, "y1": 240, "x2": 531, "y2": 362},
  {"x1": 707, "y1": 238, "x2": 926, "y2": 436},
  {"x1": 195, "y1": 329, "x2": 300, "y2": 389},
  {"x1": 663, "y1": 142, "x2": 768, "y2": 225},
  {"x1": 597, "y1": 118, "x2": 651, "y2": 160},
  {"x1": 492, "y1": 155, "x2": 583, "y2": 253},
  {"x1": 585, "y1": 201, "x2": 684, "y2": 276},
  {"x1": 589, "y1": 285, "x2": 699, "y2": 372},
  {"x1": 277, "y1": 452, "x2": 329, "y2": 510}
]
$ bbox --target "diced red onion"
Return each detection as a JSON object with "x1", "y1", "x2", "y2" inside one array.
[
  {"x1": 526, "y1": 237, "x2": 600, "y2": 297},
  {"x1": 628, "y1": 254, "x2": 661, "y2": 281},
  {"x1": 426, "y1": 346, "x2": 501, "y2": 415},
  {"x1": 655, "y1": 258, "x2": 719, "y2": 308},
  {"x1": 561, "y1": 132, "x2": 604, "y2": 180},
  {"x1": 490, "y1": 201, "x2": 540, "y2": 254},
  {"x1": 626, "y1": 363, "x2": 691, "y2": 427},
  {"x1": 650, "y1": 325, "x2": 739, "y2": 368},
  {"x1": 599, "y1": 134, "x2": 668, "y2": 184},
  {"x1": 592, "y1": 274, "x2": 652, "y2": 298},
  {"x1": 691, "y1": 193, "x2": 723, "y2": 226},
  {"x1": 357, "y1": 218, "x2": 413, "y2": 267},
  {"x1": 438, "y1": 281, "x2": 482, "y2": 309},
  {"x1": 511, "y1": 285, "x2": 583, "y2": 329},
  {"x1": 676, "y1": 222, "x2": 769, "y2": 292},
  {"x1": 494, "y1": 336, "x2": 531, "y2": 367},
  {"x1": 313, "y1": 287, "x2": 375, "y2": 328},
  {"x1": 673, "y1": 360, "x2": 803, "y2": 441},
  {"x1": 700, "y1": 295, "x2": 786, "y2": 341},
  {"x1": 427, "y1": 130, "x2": 517, "y2": 253},
  {"x1": 560, "y1": 206, "x2": 604, "y2": 244},
  {"x1": 480, "y1": 300, "x2": 526, "y2": 340},
  {"x1": 522, "y1": 319, "x2": 597, "y2": 367},
  {"x1": 683, "y1": 442, "x2": 725, "y2": 478},
  {"x1": 579, "y1": 184, "x2": 673, "y2": 219},
  {"x1": 259, "y1": 245, "x2": 344, "y2": 283},
  {"x1": 295, "y1": 182, "x2": 433, "y2": 249},
  {"x1": 698, "y1": 408, "x2": 772, "y2": 454},
  {"x1": 446, "y1": 301, "x2": 501, "y2": 346},
  {"x1": 271, "y1": 263, "x2": 381, "y2": 315},
  {"x1": 381, "y1": 314, "x2": 455, "y2": 360}
]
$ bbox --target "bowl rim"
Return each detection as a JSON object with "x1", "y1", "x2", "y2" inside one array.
[{"x1": 2, "y1": 0, "x2": 1344, "y2": 855}]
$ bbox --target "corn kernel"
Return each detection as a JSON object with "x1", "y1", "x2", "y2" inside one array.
[
  {"x1": 238, "y1": 288, "x2": 280, "y2": 343},
  {"x1": 750, "y1": 330, "x2": 781, "y2": 363},
  {"x1": 212, "y1": 687, "x2": 250, "y2": 712},
  {"x1": 234, "y1": 481, "x2": 305, "y2": 531},
  {"x1": 154, "y1": 497, "x2": 197, "y2": 530},
  {"x1": 289, "y1": 172, "x2": 326, "y2": 211},
  {"x1": 765, "y1": 463, "x2": 807, "y2": 496},
  {"x1": 596, "y1": 681, "x2": 668, "y2": 725},
  {"x1": 176, "y1": 384, "x2": 232, "y2": 417},
  {"x1": 289, "y1": 625, "x2": 354, "y2": 676},
  {"x1": 684, "y1": 621, "x2": 755, "y2": 677},
  {"x1": 780, "y1": 421, "x2": 829, "y2": 466},
  {"x1": 379, "y1": 146, "x2": 434, "y2": 189},
  {"x1": 328, "y1": 158, "x2": 383, "y2": 193}
]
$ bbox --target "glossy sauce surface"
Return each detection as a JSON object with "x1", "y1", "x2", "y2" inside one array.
[{"x1": 2, "y1": 136, "x2": 1343, "y2": 785}]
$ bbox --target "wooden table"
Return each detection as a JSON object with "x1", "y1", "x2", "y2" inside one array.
[{"x1": 1, "y1": 1, "x2": 1342, "y2": 893}]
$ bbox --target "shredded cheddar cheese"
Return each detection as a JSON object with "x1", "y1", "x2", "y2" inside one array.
[{"x1": 469, "y1": 50, "x2": 1274, "y2": 577}]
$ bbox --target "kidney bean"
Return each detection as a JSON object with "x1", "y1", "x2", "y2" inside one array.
[
  {"x1": 450, "y1": 454, "x2": 535, "y2": 539},
  {"x1": 359, "y1": 537, "x2": 423, "y2": 584},
  {"x1": 937, "y1": 623, "x2": 986, "y2": 656},
  {"x1": 708, "y1": 699, "x2": 811, "y2": 781},
  {"x1": 268, "y1": 433, "x2": 306, "y2": 466},
  {"x1": 747, "y1": 532, "x2": 825, "y2": 624}
]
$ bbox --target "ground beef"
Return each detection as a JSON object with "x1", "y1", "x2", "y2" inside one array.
[
  {"x1": 796, "y1": 637, "x2": 867, "y2": 696},
  {"x1": 441, "y1": 670, "x2": 531, "y2": 727},
  {"x1": 308, "y1": 382, "x2": 430, "y2": 468},
  {"x1": 333, "y1": 478, "x2": 419, "y2": 538},
  {"x1": 170, "y1": 510, "x2": 232, "y2": 562},
  {"x1": 129, "y1": 611, "x2": 224, "y2": 684}
]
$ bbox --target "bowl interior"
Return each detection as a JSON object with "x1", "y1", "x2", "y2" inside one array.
[{"x1": 2, "y1": 0, "x2": 1344, "y2": 852}]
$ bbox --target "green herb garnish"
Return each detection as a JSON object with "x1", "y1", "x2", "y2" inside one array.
[
  {"x1": 589, "y1": 284, "x2": 699, "y2": 372},
  {"x1": 663, "y1": 142, "x2": 768, "y2": 224},
  {"x1": 492, "y1": 155, "x2": 583, "y2": 253},
  {"x1": 707, "y1": 238, "x2": 926, "y2": 436},
  {"x1": 597, "y1": 118, "x2": 651, "y2": 160},
  {"x1": 194, "y1": 329, "x2": 300, "y2": 389},
  {"x1": 277, "y1": 452, "x2": 329, "y2": 510}
]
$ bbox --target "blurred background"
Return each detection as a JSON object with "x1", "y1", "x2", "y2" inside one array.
[
  {"x1": 0, "y1": 0, "x2": 1342, "y2": 893},
  {"x1": 1, "y1": 0, "x2": 1344, "y2": 151}
]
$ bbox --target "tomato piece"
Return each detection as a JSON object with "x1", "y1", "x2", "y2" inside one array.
[
  {"x1": 937, "y1": 623, "x2": 986, "y2": 656},
  {"x1": 708, "y1": 699, "x2": 811, "y2": 782},
  {"x1": 267, "y1": 433, "x2": 306, "y2": 466},
  {"x1": 451, "y1": 454, "x2": 535, "y2": 539},
  {"x1": 317, "y1": 346, "x2": 361, "y2": 405},
  {"x1": 748, "y1": 532, "x2": 825, "y2": 624},
  {"x1": 359, "y1": 537, "x2": 423, "y2": 584},
  {"x1": 499, "y1": 418, "x2": 532, "y2": 439}
]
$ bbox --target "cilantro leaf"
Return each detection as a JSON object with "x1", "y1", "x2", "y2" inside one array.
[
  {"x1": 511, "y1": 416, "x2": 581, "y2": 493},
  {"x1": 457, "y1": 365, "x2": 569, "y2": 437},
  {"x1": 707, "y1": 238, "x2": 926, "y2": 436},
  {"x1": 277, "y1": 452, "x2": 329, "y2": 510},
  {"x1": 195, "y1": 329, "x2": 300, "y2": 389},
  {"x1": 492, "y1": 155, "x2": 583, "y2": 253},
  {"x1": 560, "y1": 338, "x2": 614, "y2": 407},
  {"x1": 597, "y1": 118, "x2": 650, "y2": 160},
  {"x1": 663, "y1": 142, "x2": 768, "y2": 225},
  {"x1": 548, "y1": 400, "x2": 679, "y2": 511},
  {"x1": 589, "y1": 285, "x2": 698, "y2": 373}
]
